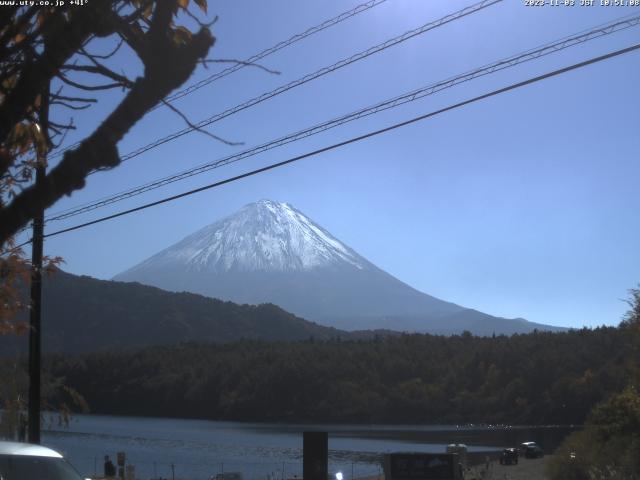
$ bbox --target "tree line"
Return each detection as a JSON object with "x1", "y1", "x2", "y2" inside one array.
[
  {"x1": 29, "y1": 325, "x2": 636, "y2": 426},
  {"x1": 546, "y1": 289, "x2": 639, "y2": 479}
]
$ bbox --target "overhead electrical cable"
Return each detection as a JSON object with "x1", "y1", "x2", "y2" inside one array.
[
  {"x1": 46, "y1": 0, "x2": 503, "y2": 218},
  {"x1": 49, "y1": 0, "x2": 392, "y2": 160},
  {"x1": 45, "y1": 13, "x2": 640, "y2": 223},
  {"x1": 38, "y1": 42, "x2": 640, "y2": 241},
  {"x1": 94, "y1": 0, "x2": 503, "y2": 166},
  {"x1": 161, "y1": 0, "x2": 392, "y2": 106}
]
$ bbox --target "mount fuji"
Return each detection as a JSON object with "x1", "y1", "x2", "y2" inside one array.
[{"x1": 114, "y1": 200, "x2": 563, "y2": 335}]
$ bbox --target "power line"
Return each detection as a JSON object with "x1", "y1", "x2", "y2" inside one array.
[
  {"x1": 161, "y1": 0, "x2": 391, "y2": 106},
  {"x1": 46, "y1": 0, "x2": 503, "y2": 219},
  {"x1": 48, "y1": 0, "x2": 392, "y2": 161},
  {"x1": 45, "y1": 13, "x2": 640, "y2": 223},
  {"x1": 0, "y1": 216, "x2": 34, "y2": 255},
  {"x1": 0, "y1": 237, "x2": 33, "y2": 256},
  {"x1": 41, "y1": 42, "x2": 640, "y2": 240},
  {"x1": 108, "y1": 0, "x2": 503, "y2": 165}
]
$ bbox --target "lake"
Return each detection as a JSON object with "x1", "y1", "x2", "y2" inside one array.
[{"x1": 41, "y1": 414, "x2": 576, "y2": 480}]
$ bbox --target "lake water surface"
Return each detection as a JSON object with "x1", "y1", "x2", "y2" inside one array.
[{"x1": 42, "y1": 414, "x2": 576, "y2": 480}]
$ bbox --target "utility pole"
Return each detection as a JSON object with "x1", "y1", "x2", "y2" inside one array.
[
  {"x1": 28, "y1": 84, "x2": 49, "y2": 444},
  {"x1": 303, "y1": 432, "x2": 328, "y2": 480}
]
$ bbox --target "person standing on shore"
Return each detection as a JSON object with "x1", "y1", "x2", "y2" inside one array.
[{"x1": 104, "y1": 455, "x2": 116, "y2": 478}]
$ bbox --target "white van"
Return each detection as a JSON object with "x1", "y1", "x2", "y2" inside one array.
[{"x1": 0, "y1": 441, "x2": 88, "y2": 480}]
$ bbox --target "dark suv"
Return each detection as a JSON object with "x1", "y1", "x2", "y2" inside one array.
[
  {"x1": 499, "y1": 448, "x2": 519, "y2": 465},
  {"x1": 520, "y1": 442, "x2": 544, "y2": 459}
]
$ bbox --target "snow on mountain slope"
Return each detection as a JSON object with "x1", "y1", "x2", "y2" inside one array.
[
  {"x1": 115, "y1": 199, "x2": 466, "y2": 323},
  {"x1": 122, "y1": 200, "x2": 364, "y2": 275},
  {"x1": 114, "y1": 200, "x2": 561, "y2": 334}
]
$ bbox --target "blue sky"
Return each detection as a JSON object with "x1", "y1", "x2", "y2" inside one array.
[{"x1": 30, "y1": 0, "x2": 640, "y2": 329}]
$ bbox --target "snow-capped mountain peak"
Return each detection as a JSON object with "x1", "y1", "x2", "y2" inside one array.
[
  {"x1": 114, "y1": 200, "x2": 549, "y2": 335},
  {"x1": 126, "y1": 200, "x2": 364, "y2": 274}
]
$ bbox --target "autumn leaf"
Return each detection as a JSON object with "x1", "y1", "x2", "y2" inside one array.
[
  {"x1": 194, "y1": 0, "x2": 207, "y2": 14},
  {"x1": 2, "y1": 74, "x2": 18, "y2": 91},
  {"x1": 143, "y1": 3, "x2": 153, "y2": 20}
]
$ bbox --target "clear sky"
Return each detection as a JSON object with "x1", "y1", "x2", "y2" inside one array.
[{"x1": 28, "y1": 0, "x2": 640, "y2": 329}]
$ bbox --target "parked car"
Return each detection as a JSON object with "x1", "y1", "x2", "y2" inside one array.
[
  {"x1": 0, "y1": 440, "x2": 87, "y2": 480},
  {"x1": 520, "y1": 442, "x2": 544, "y2": 459},
  {"x1": 214, "y1": 473, "x2": 243, "y2": 480},
  {"x1": 499, "y1": 448, "x2": 518, "y2": 465}
]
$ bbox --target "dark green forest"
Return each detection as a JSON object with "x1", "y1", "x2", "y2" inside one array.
[
  {"x1": 0, "y1": 270, "x2": 351, "y2": 354},
  {"x1": 37, "y1": 325, "x2": 636, "y2": 426}
]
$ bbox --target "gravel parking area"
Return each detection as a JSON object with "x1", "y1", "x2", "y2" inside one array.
[{"x1": 465, "y1": 456, "x2": 551, "y2": 480}]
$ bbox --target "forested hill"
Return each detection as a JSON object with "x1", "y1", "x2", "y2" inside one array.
[
  {"x1": 43, "y1": 326, "x2": 635, "y2": 425},
  {"x1": 2, "y1": 270, "x2": 350, "y2": 354}
]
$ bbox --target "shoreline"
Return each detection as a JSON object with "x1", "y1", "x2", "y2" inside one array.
[{"x1": 45, "y1": 411, "x2": 581, "y2": 429}]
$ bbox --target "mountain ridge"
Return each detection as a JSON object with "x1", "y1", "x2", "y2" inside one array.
[
  {"x1": 114, "y1": 200, "x2": 565, "y2": 335},
  {"x1": 0, "y1": 270, "x2": 355, "y2": 354}
]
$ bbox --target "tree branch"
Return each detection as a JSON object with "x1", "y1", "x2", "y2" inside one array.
[
  {"x1": 0, "y1": 6, "x2": 39, "y2": 60},
  {"x1": 60, "y1": 64, "x2": 134, "y2": 88},
  {"x1": 50, "y1": 101, "x2": 93, "y2": 111},
  {"x1": 0, "y1": 3, "x2": 115, "y2": 145},
  {"x1": 0, "y1": 2, "x2": 215, "y2": 245},
  {"x1": 78, "y1": 38, "x2": 124, "y2": 60},
  {"x1": 48, "y1": 120, "x2": 76, "y2": 131},
  {"x1": 56, "y1": 71, "x2": 126, "y2": 92},
  {"x1": 50, "y1": 94, "x2": 97, "y2": 104},
  {"x1": 161, "y1": 99, "x2": 242, "y2": 146}
]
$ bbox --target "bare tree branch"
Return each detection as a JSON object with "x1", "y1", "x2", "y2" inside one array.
[
  {"x1": 183, "y1": 9, "x2": 218, "y2": 29},
  {"x1": 60, "y1": 64, "x2": 134, "y2": 88},
  {"x1": 50, "y1": 101, "x2": 93, "y2": 111},
  {"x1": 50, "y1": 121, "x2": 74, "y2": 150},
  {"x1": 160, "y1": 99, "x2": 243, "y2": 146},
  {"x1": 48, "y1": 120, "x2": 76, "y2": 131},
  {"x1": 56, "y1": 71, "x2": 126, "y2": 92},
  {"x1": 78, "y1": 38, "x2": 124, "y2": 60},
  {"x1": 50, "y1": 94, "x2": 97, "y2": 104}
]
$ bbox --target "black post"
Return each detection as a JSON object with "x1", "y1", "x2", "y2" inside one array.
[
  {"x1": 303, "y1": 432, "x2": 328, "y2": 480},
  {"x1": 27, "y1": 151, "x2": 45, "y2": 444},
  {"x1": 27, "y1": 86, "x2": 48, "y2": 444}
]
